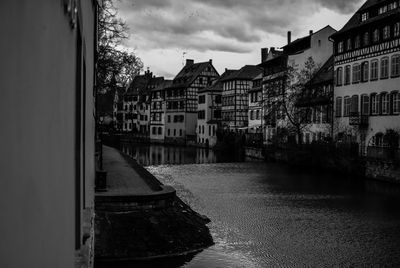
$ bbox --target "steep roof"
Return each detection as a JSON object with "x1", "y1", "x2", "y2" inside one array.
[
  {"x1": 221, "y1": 65, "x2": 262, "y2": 82},
  {"x1": 125, "y1": 71, "x2": 164, "y2": 96},
  {"x1": 310, "y1": 56, "x2": 334, "y2": 86},
  {"x1": 152, "y1": 79, "x2": 172, "y2": 92},
  {"x1": 331, "y1": 0, "x2": 400, "y2": 38},
  {"x1": 171, "y1": 60, "x2": 216, "y2": 88},
  {"x1": 198, "y1": 69, "x2": 236, "y2": 93}
]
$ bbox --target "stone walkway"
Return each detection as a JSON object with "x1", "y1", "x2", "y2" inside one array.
[{"x1": 98, "y1": 146, "x2": 155, "y2": 196}]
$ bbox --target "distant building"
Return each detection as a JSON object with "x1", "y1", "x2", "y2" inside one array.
[
  {"x1": 150, "y1": 80, "x2": 172, "y2": 143},
  {"x1": 221, "y1": 65, "x2": 263, "y2": 131},
  {"x1": 331, "y1": 0, "x2": 400, "y2": 153},
  {"x1": 197, "y1": 70, "x2": 234, "y2": 147},
  {"x1": 122, "y1": 70, "x2": 164, "y2": 134},
  {"x1": 0, "y1": 0, "x2": 98, "y2": 267},
  {"x1": 297, "y1": 56, "x2": 334, "y2": 143},
  {"x1": 165, "y1": 59, "x2": 219, "y2": 144},
  {"x1": 261, "y1": 26, "x2": 336, "y2": 144},
  {"x1": 112, "y1": 86, "x2": 126, "y2": 131},
  {"x1": 248, "y1": 73, "x2": 263, "y2": 133}
]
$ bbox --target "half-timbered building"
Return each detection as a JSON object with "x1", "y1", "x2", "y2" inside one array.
[
  {"x1": 331, "y1": 0, "x2": 400, "y2": 153},
  {"x1": 150, "y1": 80, "x2": 172, "y2": 143},
  {"x1": 165, "y1": 59, "x2": 219, "y2": 144},
  {"x1": 221, "y1": 65, "x2": 263, "y2": 131}
]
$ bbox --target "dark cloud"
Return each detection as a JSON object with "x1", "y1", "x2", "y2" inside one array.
[{"x1": 117, "y1": 0, "x2": 363, "y2": 53}]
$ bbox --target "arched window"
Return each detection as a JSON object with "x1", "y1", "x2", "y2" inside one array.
[
  {"x1": 381, "y1": 57, "x2": 389, "y2": 78},
  {"x1": 152, "y1": 127, "x2": 156, "y2": 135},
  {"x1": 381, "y1": 93, "x2": 390, "y2": 115},
  {"x1": 371, "y1": 93, "x2": 379, "y2": 115},
  {"x1": 335, "y1": 97, "x2": 342, "y2": 117},
  {"x1": 392, "y1": 91, "x2": 400, "y2": 114},
  {"x1": 345, "y1": 65, "x2": 351, "y2": 85},
  {"x1": 158, "y1": 127, "x2": 162, "y2": 135},
  {"x1": 351, "y1": 95, "x2": 359, "y2": 115},
  {"x1": 344, "y1": 96, "x2": 351, "y2": 116},
  {"x1": 391, "y1": 54, "x2": 400, "y2": 77},
  {"x1": 361, "y1": 94, "x2": 370, "y2": 115},
  {"x1": 336, "y1": 67, "x2": 343, "y2": 86},
  {"x1": 352, "y1": 64, "x2": 361, "y2": 83},
  {"x1": 371, "y1": 60, "x2": 379, "y2": 80},
  {"x1": 361, "y1": 61, "x2": 369, "y2": 82}
]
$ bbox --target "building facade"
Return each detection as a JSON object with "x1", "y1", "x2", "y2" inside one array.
[
  {"x1": 0, "y1": 0, "x2": 98, "y2": 267},
  {"x1": 331, "y1": 0, "x2": 400, "y2": 153},
  {"x1": 150, "y1": 80, "x2": 172, "y2": 143},
  {"x1": 196, "y1": 71, "x2": 232, "y2": 147},
  {"x1": 248, "y1": 74, "x2": 263, "y2": 133},
  {"x1": 165, "y1": 59, "x2": 219, "y2": 144},
  {"x1": 221, "y1": 65, "x2": 263, "y2": 131},
  {"x1": 297, "y1": 56, "x2": 334, "y2": 143}
]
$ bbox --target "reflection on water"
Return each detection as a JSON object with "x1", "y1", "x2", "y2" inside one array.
[
  {"x1": 147, "y1": 162, "x2": 400, "y2": 267},
  {"x1": 118, "y1": 144, "x2": 400, "y2": 267},
  {"x1": 120, "y1": 143, "x2": 242, "y2": 166}
]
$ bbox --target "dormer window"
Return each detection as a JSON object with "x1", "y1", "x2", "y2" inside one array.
[
  {"x1": 363, "y1": 32, "x2": 370, "y2": 46},
  {"x1": 355, "y1": 35, "x2": 361, "y2": 49},
  {"x1": 338, "y1": 41, "x2": 344, "y2": 53},
  {"x1": 361, "y1": 12, "x2": 369, "y2": 22},
  {"x1": 379, "y1": 5, "x2": 388, "y2": 14},
  {"x1": 394, "y1": 22, "x2": 400, "y2": 37},
  {"x1": 346, "y1": 38, "x2": 352, "y2": 51},
  {"x1": 383, "y1": 25, "x2": 391, "y2": 40},
  {"x1": 373, "y1": 29, "x2": 380, "y2": 43},
  {"x1": 389, "y1": 2, "x2": 398, "y2": 11}
]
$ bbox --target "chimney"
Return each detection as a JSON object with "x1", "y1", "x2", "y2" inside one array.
[
  {"x1": 309, "y1": 30, "x2": 313, "y2": 36},
  {"x1": 209, "y1": 59, "x2": 212, "y2": 64},
  {"x1": 186, "y1": 59, "x2": 194, "y2": 66},
  {"x1": 287, "y1": 31, "x2": 292, "y2": 44},
  {"x1": 261, "y1": 48, "x2": 269, "y2": 63},
  {"x1": 270, "y1": 47, "x2": 275, "y2": 53}
]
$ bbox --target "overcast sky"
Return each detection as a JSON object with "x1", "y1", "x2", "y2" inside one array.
[{"x1": 115, "y1": 0, "x2": 364, "y2": 79}]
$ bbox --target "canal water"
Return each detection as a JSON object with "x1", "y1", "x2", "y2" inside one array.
[{"x1": 122, "y1": 144, "x2": 400, "y2": 267}]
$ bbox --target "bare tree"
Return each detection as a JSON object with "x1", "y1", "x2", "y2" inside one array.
[
  {"x1": 97, "y1": 0, "x2": 143, "y2": 93},
  {"x1": 279, "y1": 57, "x2": 320, "y2": 144}
]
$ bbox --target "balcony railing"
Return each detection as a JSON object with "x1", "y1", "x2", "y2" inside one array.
[{"x1": 349, "y1": 112, "x2": 369, "y2": 127}]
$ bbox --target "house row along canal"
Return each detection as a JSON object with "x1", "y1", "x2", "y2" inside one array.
[{"x1": 120, "y1": 143, "x2": 400, "y2": 267}]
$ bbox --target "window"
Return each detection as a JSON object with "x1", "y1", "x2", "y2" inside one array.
[
  {"x1": 345, "y1": 65, "x2": 351, "y2": 84},
  {"x1": 180, "y1": 129, "x2": 183, "y2": 136},
  {"x1": 361, "y1": 61, "x2": 369, "y2": 82},
  {"x1": 198, "y1": 110, "x2": 205, "y2": 119},
  {"x1": 373, "y1": 29, "x2": 380, "y2": 43},
  {"x1": 336, "y1": 67, "x2": 343, "y2": 86},
  {"x1": 168, "y1": 129, "x2": 170, "y2": 136},
  {"x1": 393, "y1": 92, "x2": 400, "y2": 114},
  {"x1": 354, "y1": 35, "x2": 361, "y2": 49},
  {"x1": 167, "y1": 115, "x2": 171, "y2": 123},
  {"x1": 395, "y1": 22, "x2": 400, "y2": 37},
  {"x1": 209, "y1": 125, "x2": 211, "y2": 136},
  {"x1": 250, "y1": 110, "x2": 254, "y2": 120},
  {"x1": 344, "y1": 96, "x2": 351, "y2": 116},
  {"x1": 381, "y1": 57, "x2": 389, "y2": 78},
  {"x1": 391, "y1": 55, "x2": 400, "y2": 76},
  {"x1": 346, "y1": 38, "x2": 352, "y2": 51},
  {"x1": 371, "y1": 60, "x2": 379, "y2": 80},
  {"x1": 371, "y1": 94, "x2": 379, "y2": 115},
  {"x1": 158, "y1": 127, "x2": 162, "y2": 135},
  {"x1": 379, "y1": 5, "x2": 388, "y2": 14},
  {"x1": 352, "y1": 64, "x2": 361, "y2": 83},
  {"x1": 335, "y1": 97, "x2": 342, "y2": 117},
  {"x1": 383, "y1": 26, "x2": 391, "y2": 40},
  {"x1": 338, "y1": 42, "x2": 344, "y2": 53},
  {"x1": 152, "y1": 127, "x2": 156, "y2": 135},
  {"x1": 381, "y1": 93, "x2": 390, "y2": 114},
  {"x1": 173, "y1": 129, "x2": 176, "y2": 136},
  {"x1": 256, "y1": 110, "x2": 260, "y2": 120},
  {"x1": 361, "y1": 95, "x2": 370, "y2": 115},
  {"x1": 199, "y1": 95, "x2": 206, "y2": 104},
  {"x1": 361, "y1": 12, "x2": 369, "y2": 21},
  {"x1": 363, "y1": 32, "x2": 370, "y2": 46},
  {"x1": 215, "y1": 95, "x2": 222, "y2": 104},
  {"x1": 351, "y1": 95, "x2": 359, "y2": 115}
]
